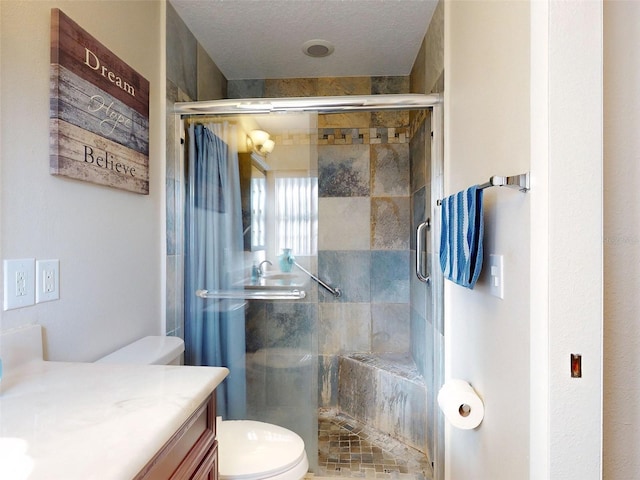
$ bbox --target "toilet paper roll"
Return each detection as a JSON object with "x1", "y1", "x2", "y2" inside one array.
[{"x1": 437, "y1": 379, "x2": 485, "y2": 430}]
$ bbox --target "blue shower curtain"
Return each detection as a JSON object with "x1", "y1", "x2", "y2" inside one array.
[{"x1": 184, "y1": 121, "x2": 246, "y2": 419}]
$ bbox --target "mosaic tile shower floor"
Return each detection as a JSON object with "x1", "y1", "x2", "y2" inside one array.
[{"x1": 316, "y1": 409, "x2": 433, "y2": 480}]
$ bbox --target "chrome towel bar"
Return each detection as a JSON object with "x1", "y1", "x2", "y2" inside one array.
[
  {"x1": 477, "y1": 172, "x2": 530, "y2": 192},
  {"x1": 437, "y1": 172, "x2": 530, "y2": 206},
  {"x1": 196, "y1": 289, "x2": 307, "y2": 300}
]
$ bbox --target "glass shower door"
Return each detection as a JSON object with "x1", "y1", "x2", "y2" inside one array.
[
  {"x1": 430, "y1": 103, "x2": 445, "y2": 480},
  {"x1": 242, "y1": 112, "x2": 319, "y2": 471},
  {"x1": 410, "y1": 104, "x2": 444, "y2": 479},
  {"x1": 183, "y1": 109, "x2": 318, "y2": 471}
]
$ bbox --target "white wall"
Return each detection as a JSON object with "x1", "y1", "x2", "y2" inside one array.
[
  {"x1": 531, "y1": 2, "x2": 603, "y2": 478},
  {"x1": 0, "y1": 1, "x2": 165, "y2": 361},
  {"x1": 444, "y1": 2, "x2": 531, "y2": 478},
  {"x1": 603, "y1": 2, "x2": 640, "y2": 478}
]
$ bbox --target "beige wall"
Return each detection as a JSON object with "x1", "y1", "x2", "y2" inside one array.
[
  {"x1": 604, "y1": 2, "x2": 640, "y2": 478},
  {"x1": 444, "y1": 1, "x2": 531, "y2": 478},
  {"x1": 0, "y1": 1, "x2": 165, "y2": 361}
]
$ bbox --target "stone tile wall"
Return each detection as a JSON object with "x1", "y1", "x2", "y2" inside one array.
[
  {"x1": 229, "y1": 76, "x2": 429, "y2": 412},
  {"x1": 165, "y1": 3, "x2": 227, "y2": 339},
  {"x1": 169, "y1": 52, "x2": 439, "y2": 469},
  {"x1": 167, "y1": 0, "x2": 443, "y2": 465}
]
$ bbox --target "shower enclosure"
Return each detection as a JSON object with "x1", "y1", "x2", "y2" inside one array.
[{"x1": 172, "y1": 94, "x2": 443, "y2": 477}]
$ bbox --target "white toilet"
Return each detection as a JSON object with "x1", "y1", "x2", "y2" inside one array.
[{"x1": 96, "y1": 336, "x2": 309, "y2": 480}]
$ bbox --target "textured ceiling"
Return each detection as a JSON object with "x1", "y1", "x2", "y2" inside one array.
[{"x1": 169, "y1": 0, "x2": 438, "y2": 80}]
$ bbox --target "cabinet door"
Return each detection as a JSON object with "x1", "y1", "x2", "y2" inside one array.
[
  {"x1": 191, "y1": 442, "x2": 218, "y2": 480},
  {"x1": 135, "y1": 394, "x2": 217, "y2": 480}
]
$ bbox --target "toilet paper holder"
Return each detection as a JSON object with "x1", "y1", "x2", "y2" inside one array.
[{"x1": 437, "y1": 379, "x2": 485, "y2": 430}]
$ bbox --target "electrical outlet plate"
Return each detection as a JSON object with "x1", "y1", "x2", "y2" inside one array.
[
  {"x1": 3, "y1": 258, "x2": 36, "y2": 310},
  {"x1": 36, "y1": 259, "x2": 60, "y2": 303}
]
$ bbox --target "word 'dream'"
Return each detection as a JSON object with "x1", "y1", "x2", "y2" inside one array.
[{"x1": 84, "y1": 48, "x2": 136, "y2": 98}]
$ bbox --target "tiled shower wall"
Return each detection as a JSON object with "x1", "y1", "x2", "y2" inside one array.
[
  {"x1": 229, "y1": 77, "x2": 431, "y2": 409},
  {"x1": 166, "y1": 0, "x2": 444, "y2": 465},
  {"x1": 165, "y1": 3, "x2": 227, "y2": 339}
]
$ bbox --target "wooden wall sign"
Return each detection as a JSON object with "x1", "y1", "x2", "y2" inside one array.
[{"x1": 50, "y1": 9, "x2": 150, "y2": 194}]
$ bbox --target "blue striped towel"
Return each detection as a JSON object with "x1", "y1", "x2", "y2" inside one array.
[{"x1": 439, "y1": 186, "x2": 484, "y2": 288}]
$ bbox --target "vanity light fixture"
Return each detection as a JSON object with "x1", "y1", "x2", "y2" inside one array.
[{"x1": 247, "y1": 129, "x2": 275, "y2": 157}]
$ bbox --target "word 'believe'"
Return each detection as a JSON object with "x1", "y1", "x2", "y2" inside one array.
[{"x1": 84, "y1": 146, "x2": 136, "y2": 177}]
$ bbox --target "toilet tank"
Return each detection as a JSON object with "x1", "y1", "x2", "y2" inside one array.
[{"x1": 96, "y1": 336, "x2": 185, "y2": 365}]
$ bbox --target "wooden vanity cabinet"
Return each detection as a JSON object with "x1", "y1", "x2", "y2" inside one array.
[{"x1": 135, "y1": 393, "x2": 218, "y2": 480}]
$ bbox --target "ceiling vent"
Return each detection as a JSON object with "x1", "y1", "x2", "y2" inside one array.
[{"x1": 302, "y1": 39, "x2": 335, "y2": 58}]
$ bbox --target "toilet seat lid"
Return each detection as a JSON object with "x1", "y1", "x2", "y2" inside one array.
[{"x1": 218, "y1": 420, "x2": 307, "y2": 480}]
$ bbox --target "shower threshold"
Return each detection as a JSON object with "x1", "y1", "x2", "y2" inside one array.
[{"x1": 315, "y1": 409, "x2": 433, "y2": 480}]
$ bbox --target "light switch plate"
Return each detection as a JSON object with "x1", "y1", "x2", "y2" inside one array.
[
  {"x1": 489, "y1": 254, "x2": 504, "y2": 299},
  {"x1": 36, "y1": 259, "x2": 60, "y2": 303},
  {"x1": 3, "y1": 258, "x2": 36, "y2": 310}
]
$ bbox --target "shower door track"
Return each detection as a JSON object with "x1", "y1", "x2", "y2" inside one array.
[{"x1": 174, "y1": 93, "x2": 441, "y2": 115}]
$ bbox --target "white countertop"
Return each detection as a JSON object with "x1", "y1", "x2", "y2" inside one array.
[{"x1": 0, "y1": 360, "x2": 229, "y2": 480}]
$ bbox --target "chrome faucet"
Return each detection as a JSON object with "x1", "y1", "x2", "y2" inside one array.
[{"x1": 257, "y1": 260, "x2": 272, "y2": 277}]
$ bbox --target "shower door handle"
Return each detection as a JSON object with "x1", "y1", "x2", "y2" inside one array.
[{"x1": 416, "y1": 219, "x2": 430, "y2": 284}]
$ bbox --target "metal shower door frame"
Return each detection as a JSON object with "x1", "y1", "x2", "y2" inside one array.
[{"x1": 173, "y1": 93, "x2": 445, "y2": 480}]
